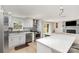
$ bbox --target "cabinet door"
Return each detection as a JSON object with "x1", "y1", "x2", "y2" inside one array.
[
  {"x1": 9, "y1": 36, "x2": 15, "y2": 48},
  {"x1": 14, "y1": 34, "x2": 21, "y2": 46},
  {"x1": 9, "y1": 38, "x2": 13, "y2": 48},
  {"x1": 13, "y1": 36, "x2": 19, "y2": 47},
  {"x1": 19, "y1": 34, "x2": 25, "y2": 45}
]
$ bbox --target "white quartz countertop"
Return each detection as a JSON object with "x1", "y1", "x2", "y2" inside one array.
[{"x1": 37, "y1": 33, "x2": 76, "y2": 53}]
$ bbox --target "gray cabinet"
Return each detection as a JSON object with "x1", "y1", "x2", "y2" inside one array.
[
  {"x1": 9, "y1": 33, "x2": 26, "y2": 48},
  {"x1": 9, "y1": 33, "x2": 15, "y2": 48},
  {"x1": 19, "y1": 33, "x2": 25, "y2": 45}
]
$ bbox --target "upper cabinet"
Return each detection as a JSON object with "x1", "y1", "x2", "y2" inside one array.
[
  {"x1": 5, "y1": 14, "x2": 34, "y2": 30},
  {"x1": 23, "y1": 19, "x2": 33, "y2": 28},
  {"x1": 9, "y1": 16, "x2": 24, "y2": 31}
]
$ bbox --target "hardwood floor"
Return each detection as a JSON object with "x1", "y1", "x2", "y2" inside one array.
[{"x1": 9, "y1": 42, "x2": 37, "y2": 53}]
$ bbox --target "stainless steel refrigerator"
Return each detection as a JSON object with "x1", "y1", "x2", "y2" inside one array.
[{"x1": 0, "y1": 11, "x2": 9, "y2": 53}]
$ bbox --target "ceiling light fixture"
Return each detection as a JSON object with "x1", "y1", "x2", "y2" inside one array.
[{"x1": 59, "y1": 5, "x2": 66, "y2": 17}]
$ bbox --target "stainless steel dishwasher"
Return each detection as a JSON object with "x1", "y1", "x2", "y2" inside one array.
[{"x1": 26, "y1": 33, "x2": 32, "y2": 43}]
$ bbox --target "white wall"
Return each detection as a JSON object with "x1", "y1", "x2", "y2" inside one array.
[
  {"x1": 49, "y1": 22, "x2": 55, "y2": 33},
  {"x1": 55, "y1": 22, "x2": 63, "y2": 33},
  {"x1": 43, "y1": 22, "x2": 63, "y2": 33}
]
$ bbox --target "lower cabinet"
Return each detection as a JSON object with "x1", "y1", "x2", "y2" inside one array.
[
  {"x1": 18, "y1": 33, "x2": 26, "y2": 45},
  {"x1": 9, "y1": 33, "x2": 26, "y2": 48}
]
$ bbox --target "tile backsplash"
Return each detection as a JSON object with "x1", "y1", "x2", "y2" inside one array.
[{"x1": 23, "y1": 27, "x2": 32, "y2": 31}]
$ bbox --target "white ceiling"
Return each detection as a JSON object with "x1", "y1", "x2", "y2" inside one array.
[{"x1": 2, "y1": 5, "x2": 79, "y2": 22}]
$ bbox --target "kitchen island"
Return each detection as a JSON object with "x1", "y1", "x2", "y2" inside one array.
[{"x1": 37, "y1": 33, "x2": 76, "y2": 53}]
